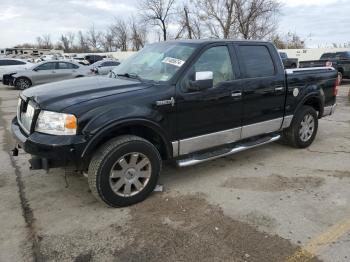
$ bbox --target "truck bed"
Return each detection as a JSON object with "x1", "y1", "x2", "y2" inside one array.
[{"x1": 284, "y1": 67, "x2": 338, "y2": 117}]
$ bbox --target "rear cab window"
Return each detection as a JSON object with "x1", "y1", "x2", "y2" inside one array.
[{"x1": 238, "y1": 45, "x2": 275, "y2": 78}]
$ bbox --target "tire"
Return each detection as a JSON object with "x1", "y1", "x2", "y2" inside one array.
[
  {"x1": 15, "y1": 77, "x2": 32, "y2": 90},
  {"x1": 88, "y1": 135, "x2": 161, "y2": 207},
  {"x1": 283, "y1": 106, "x2": 318, "y2": 148}
]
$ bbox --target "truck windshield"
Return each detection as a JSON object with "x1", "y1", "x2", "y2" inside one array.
[
  {"x1": 111, "y1": 43, "x2": 196, "y2": 82},
  {"x1": 320, "y1": 53, "x2": 336, "y2": 59}
]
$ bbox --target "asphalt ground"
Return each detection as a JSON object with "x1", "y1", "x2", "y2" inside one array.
[{"x1": 0, "y1": 82, "x2": 349, "y2": 262}]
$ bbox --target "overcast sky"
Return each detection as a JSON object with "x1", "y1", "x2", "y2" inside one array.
[{"x1": 0, "y1": 0, "x2": 348, "y2": 48}]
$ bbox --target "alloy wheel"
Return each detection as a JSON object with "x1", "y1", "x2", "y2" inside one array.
[
  {"x1": 109, "y1": 152, "x2": 152, "y2": 197},
  {"x1": 299, "y1": 114, "x2": 315, "y2": 142}
]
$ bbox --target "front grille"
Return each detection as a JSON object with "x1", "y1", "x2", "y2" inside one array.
[{"x1": 17, "y1": 98, "x2": 35, "y2": 134}]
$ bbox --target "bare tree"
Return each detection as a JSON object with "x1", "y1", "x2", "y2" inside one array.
[
  {"x1": 176, "y1": 5, "x2": 202, "y2": 39},
  {"x1": 234, "y1": 0, "x2": 280, "y2": 40},
  {"x1": 87, "y1": 25, "x2": 102, "y2": 51},
  {"x1": 67, "y1": 32, "x2": 75, "y2": 49},
  {"x1": 139, "y1": 0, "x2": 176, "y2": 41},
  {"x1": 100, "y1": 30, "x2": 115, "y2": 52},
  {"x1": 130, "y1": 17, "x2": 147, "y2": 51},
  {"x1": 111, "y1": 19, "x2": 129, "y2": 51},
  {"x1": 42, "y1": 34, "x2": 53, "y2": 49},
  {"x1": 36, "y1": 36, "x2": 43, "y2": 48},
  {"x1": 270, "y1": 32, "x2": 305, "y2": 49},
  {"x1": 60, "y1": 34, "x2": 70, "y2": 51},
  {"x1": 77, "y1": 31, "x2": 90, "y2": 52},
  {"x1": 194, "y1": 0, "x2": 236, "y2": 39}
]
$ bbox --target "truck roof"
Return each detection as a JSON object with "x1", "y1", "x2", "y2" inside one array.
[{"x1": 160, "y1": 39, "x2": 271, "y2": 46}]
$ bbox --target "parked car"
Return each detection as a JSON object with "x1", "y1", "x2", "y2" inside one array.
[
  {"x1": 72, "y1": 56, "x2": 90, "y2": 66},
  {"x1": 3, "y1": 60, "x2": 88, "y2": 89},
  {"x1": 84, "y1": 54, "x2": 105, "y2": 64},
  {"x1": 89, "y1": 59, "x2": 120, "y2": 75},
  {"x1": 11, "y1": 40, "x2": 338, "y2": 207},
  {"x1": 299, "y1": 51, "x2": 350, "y2": 84},
  {"x1": 0, "y1": 58, "x2": 33, "y2": 81},
  {"x1": 279, "y1": 52, "x2": 298, "y2": 68}
]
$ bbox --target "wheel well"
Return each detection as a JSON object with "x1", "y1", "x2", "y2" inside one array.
[
  {"x1": 303, "y1": 97, "x2": 321, "y2": 116},
  {"x1": 86, "y1": 125, "x2": 170, "y2": 163}
]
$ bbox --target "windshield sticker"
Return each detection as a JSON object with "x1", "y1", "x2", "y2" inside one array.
[{"x1": 162, "y1": 57, "x2": 185, "y2": 67}]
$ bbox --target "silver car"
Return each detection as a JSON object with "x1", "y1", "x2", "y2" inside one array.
[
  {"x1": 11, "y1": 60, "x2": 89, "y2": 89},
  {"x1": 90, "y1": 59, "x2": 120, "y2": 75}
]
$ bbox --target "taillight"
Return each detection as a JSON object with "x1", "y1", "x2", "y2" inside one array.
[
  {"x1": 333, "y1": 77, "x2": 340, "y2": 96},
  {"x1": 326, "y1": 61, "x2": 333, "y2": 67}
]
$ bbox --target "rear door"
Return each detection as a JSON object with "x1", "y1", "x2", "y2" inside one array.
[
  {"x1": 175, "y1": 44, "x2": 243, "y2": 155},
  {"x1": 235, "y1": 43, "x2": 286, "y2": 139},
  {"x1": 56, "y1": 62, "x2": 77, "y2": 80}
]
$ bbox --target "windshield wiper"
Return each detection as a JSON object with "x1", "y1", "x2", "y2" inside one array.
[{"x1": 117, "y1": 73, "x2": 143, "y2": 82}]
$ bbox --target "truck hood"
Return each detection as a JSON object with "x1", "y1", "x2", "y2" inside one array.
[{"x1": 22, "y1": 76, "x2": 150, "y2": 111}]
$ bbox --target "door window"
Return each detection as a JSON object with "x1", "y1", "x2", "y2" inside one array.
[
  {"x1": 183, "y1": 46, "x2": 234, "y2": 89},
  {"x1": 239, "y1": 45, "x2": 275, "y2": 78},
  {"x1": 0, "y1": 60, "x2": 26, "y2": 66},
  {"x1": 35, "y1": 62, "x2": 55, "y2": 71}
]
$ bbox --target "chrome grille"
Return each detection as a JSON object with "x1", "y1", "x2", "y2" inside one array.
[{"x1": 17, "y1": 98, "x2": 35, "y2": 134}]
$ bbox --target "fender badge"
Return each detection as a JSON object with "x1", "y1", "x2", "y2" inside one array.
[{"x1": 293, "y1": 88, "x2": 299, "y2": 97}]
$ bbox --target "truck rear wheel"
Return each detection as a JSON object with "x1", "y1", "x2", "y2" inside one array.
[
  {"x1": 283, "y1": 106, "x2": 318, "y2": 148},
  {"x1": 88, "y1": 135, "x2": 161, "y2": 207}
]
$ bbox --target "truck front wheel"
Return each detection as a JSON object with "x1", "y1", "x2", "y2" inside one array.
[
  {"x1": 88, "y1": 135, "x2": 161, "y2": 207},
  {"x1": 283, "y1": 106, "x2": 318, "y2": 148}
]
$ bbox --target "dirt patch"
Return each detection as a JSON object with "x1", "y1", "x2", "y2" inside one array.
[
  {"x1": 0, "y1": 177, "x2": 6, "y2": 188},
  {"x1": 221, "y1": 174, "x2": 324, "y2": 192},
  {"x1": 329, "y1": 171, "x2": 350, "y2": 179},
  {"x1": 114, "y1": 194, "x2": 321, "y2": 262}
]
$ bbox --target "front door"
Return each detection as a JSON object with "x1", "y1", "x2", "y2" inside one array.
[
  {"x1": 32, "y1": 62, "x2": 57, "y2": 85},
  {"x1": 175, "y1": 44, "x2": 243, "y2": 155},
  {"x1": 235, "y1": 44, "x2": 286, "y2": 139}
]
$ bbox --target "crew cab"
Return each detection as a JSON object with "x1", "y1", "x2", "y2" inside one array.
[
  {"x1": 11, "y1": 40, "x2": 339, "y2": 207},
  {"x1": 299, "y1": 51, "x2": 350, "y2": 84}
]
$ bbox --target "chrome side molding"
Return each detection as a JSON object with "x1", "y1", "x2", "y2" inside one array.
[
  {"x1": 285, "y1": 67, "x2": 335, "y2": 74},
  {"x1": 177, "y1": 134, "x2": 281, "y2": 167}
]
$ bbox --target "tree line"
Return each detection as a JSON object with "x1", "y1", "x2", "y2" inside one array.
[{"x1": 16, "y1": 0, "x2": 307, "y2": 53}]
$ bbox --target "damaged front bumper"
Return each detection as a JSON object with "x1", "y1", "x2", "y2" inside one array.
[{"x1": 11, "y1": 117, "x2": 88, "y2": 171}]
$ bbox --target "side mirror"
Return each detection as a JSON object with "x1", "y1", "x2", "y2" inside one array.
[{"x1": 188, "y1": 71, "x2": 213, "y2": 91}]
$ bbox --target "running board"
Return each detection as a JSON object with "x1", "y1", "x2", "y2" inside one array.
[{"x1": 176, "y1": 134, "x2": 281, "y2": 167}]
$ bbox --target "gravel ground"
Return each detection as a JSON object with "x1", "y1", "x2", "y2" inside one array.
[{"x1": 0, "y1": 82, "x2": 349, "y2": 262}]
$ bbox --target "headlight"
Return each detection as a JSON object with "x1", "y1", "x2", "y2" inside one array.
[{"x1": 35, "y1": 111, "x2": 77, "y2": 135}]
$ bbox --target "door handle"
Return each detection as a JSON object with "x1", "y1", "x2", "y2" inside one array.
[
  {"x1": 231, "y1": 92, "x2": 242, "y2": 97},
  {"x1": 274, "y1": 86, "x2": 284, "y2": 91}
]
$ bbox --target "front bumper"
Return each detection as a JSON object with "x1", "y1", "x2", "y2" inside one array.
[
  {"x1": 3, "y1": 74, "x2": 15, "y2": 86},
  {"x1": 322, "y1": 104, "x2": 337, "y2": 117},
  {"x1": 11, "y1": 117, "x2": 88, "y2": 170}
]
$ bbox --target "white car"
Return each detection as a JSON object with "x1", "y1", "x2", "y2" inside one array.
[{"x1": 0, "y1": 58, "x2": 33, "y2": 81}]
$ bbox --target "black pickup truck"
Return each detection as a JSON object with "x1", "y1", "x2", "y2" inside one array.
[
  {"x1": 299, "y1": 51, "x2": 350, "y2": 83},
  {"x1": 11, "y1": 40, "x2": 338, "y2": 207}
]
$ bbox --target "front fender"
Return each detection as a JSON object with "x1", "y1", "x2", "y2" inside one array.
[{"x1": 80, "y1": 104, "x2": 173, "y2": 162}]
